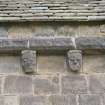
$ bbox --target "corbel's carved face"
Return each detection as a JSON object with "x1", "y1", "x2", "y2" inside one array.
[{"x1": 67, "y1": 51, "x2": 82, "y2": 72}]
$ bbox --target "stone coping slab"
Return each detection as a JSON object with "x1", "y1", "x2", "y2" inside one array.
[{"x1": 0, "y1": 37, "x2": 104, "y2": 54}]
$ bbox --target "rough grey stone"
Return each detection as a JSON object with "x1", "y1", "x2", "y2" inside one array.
[
  {"x1": 66, "y1": 50, "x2": 82, "y2": 72},
  {"x1": 29, "y1": 37, "x2": 74, "y2": 51},
  {"x1": 53, "y1": 37, "x2": 74, "y2": 49},
  {"x1": 4, "y1": 75, "x2": 32, "y2": 94},
  {"x1": 33, "y1": 75, "x2": 59, "y2": 95},
  {"x1": 62, "y1": 75, "x2": 87, "y2": 94},
  {"x1": 103, "y1": 95, "x2": 105, "y2": 105},
  {"x1": 0, "y1": 96, "x2": 18, "y2": 105},
  {"x1": 83, "y1": 55, "x2": 105, "y2": 73},
  {"x1": 21, "y1": 50, "x2": 37, "y2": 73},
  {"x1": 37, "y1": 55, "x2": 67, "y2": 74},
  {"x1": 29, "y1": 38, "x2": 54, "y2": 50},
  {"x1": 20, "y1": 96, "x2": 47, "y2": 105},
  {"x1": 76, "y1": 37, "x2": 105, "y2": 50},
  {"x1": 100, "y1": 25, "x2": 105, "y2": 32},
  {"x1": 0, "y1": 56, "x2": 22, "y2": 74},
  {"x1": 79, "y1": 94, "x2": 101, "y2": 105},
  {"x1": 49, "y1": 95, "x2": 77, "y2": 105},
  {"x1": 89, "y1": 75, "x2": 105, "y2": 93},
  {"x1": 0, "y1": 39, "x2": 28, "y2": 51},
  {"x1": 0, "y1": 27, "x2": 8, "y2": 38},
  {"x1": 0, "y1": 77, "x2": 2, "y2": 94}
]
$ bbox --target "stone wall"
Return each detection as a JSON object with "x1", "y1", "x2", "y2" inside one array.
[
  {"x1": 0, "y1": 22, "x2": 105, "y2": 105},
  {"x1": 0, "y1": 21, "x2": 105, "y2": 39}
]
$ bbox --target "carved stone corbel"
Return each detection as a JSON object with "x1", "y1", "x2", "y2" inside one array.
[
  {"x1": 66, "y1": 50, "x2": 82, "y2": 72},
  {"x1": 21, "y1": 50, "x2": 37, "y2": 73}
]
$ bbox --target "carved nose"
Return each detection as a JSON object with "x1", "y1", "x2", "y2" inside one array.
[{"x1": 73, "y1": 61, "x2": 77, "y2": 65}]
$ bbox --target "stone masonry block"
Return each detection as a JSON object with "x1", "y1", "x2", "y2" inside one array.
[
  {"x1": 100, "y1": 24, "x2": 105, "y2": 33},
  {"x1": 76, "y1": 37, "x2": 105, "y2": 50},
  {"x1": 33, "y1": 75, "x2": 59, "y2": 95},
  {"x1": 0, "y1": 56, "x2": 22, "y2": 74},
  {"x1": 0, "y1": 26, "x2": 8, "y2": 38},
  {"x1": 83, "y1": 55, "x2": 105, "y2": 73},
  {"x1": 0, "y1": 39, "x2": 28, "y2": 51},
  {"x1": 8, "y1": 24, "x2": 32, "y2": 39},
  {"x1": 78, "y1": 94, "x2": 101, "y2": 105},
  {"x1": 62, "y1": 75, "x2": 87, "y2": 94},
  {"x1": 37, "y1": 55, "x2": 67, "y2": 74},
  {"x1": 21, "y1": 50, "x2": 37, "y2": 73},
  {"x1": 66, "y1": 50, "x2": 82, "y2": 72},
  {"x1": 20, "y1": 96, "x2": 47, "y2": 105},
  {"x1": 29, "y1": 37, "x2": 74, "y2": 50},
  {"x1": 4, "y1": 75, "x2": 32, "y2": 95},
  {"x1": 89, "y1": 75, "x2": 105, "y2": 94},
  {"x1": 0, "y1": 96, "x2": 18, "y2": 105},
  {"x1": 0, "y1": 77, "x2": 2, "y2": 94},
  {"x1": 103, "y1": 95, "x2": 105, "y2": 105},
  {"x1": 56, "y1": 25, "x2": 78, "y2": 36},
  {"x1": 32, "y1": 25, "x2": 55, "y2": 37},
  {"x1": 49, "y1": 95, "x2": 77, "y2": 105},
  {"x1": 79, "y1": 25, "x2": 100, "y2": 36}
]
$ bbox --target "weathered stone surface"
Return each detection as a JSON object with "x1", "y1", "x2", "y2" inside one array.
[
  {"x1": 29, "y1": 38, "x2": 53, "y2": 50},
  {"x1": 8, "y1": 24, "x2": 32, "y2": 39},
  {"x1": 4, "y1": 75, "x2": 32, "y2": 94},
  {"x1": 37, "y1": 55, "x2": 67, "y2": 74},
  {"x1": 32, "y1": 25, "x2": 55, "y2": 37},
  {"x1": 29, "y1": 37, "x2": 74, "y2": 50},
  {"x1": 0, "y1": 39, "x2": 28, "y2": 51},
  {"x1": 0, "y1": 0, "x2": 105, "y2": 21},
  {"x1": 0, "y1": 56, "x2": 22, "y2": 74},
  {"x1": 0, "y1": 26, "x2": 8, "y2": 38},
  {"x1": 76, "y1": 37, "x2": 105, "y2": 50},
  {"x1": 79, "y1": 94, "x2": 101, "y2": 105},
  {"x1": 49, "y1": 95, "x2": 77, "y2": 105},
  {"x1": 0, "y1": 77, "x2": 2, "y2": 94},
  {"x1": 56, "y1": 25, "x2": 78, "y2": 36},
  {"x1": 83, "y1": 55, "x2": 105, "y2": 73},
  {"x1": 21, "y1": 50, "x2": 37, "y2": 73},
  {"x1": 79, "y1": 25, "x2": 100, "y2": 36},
  {"x1": 103, "y1": 95, "x2": 105, "y2": 105},
  {"x1": 0, "y1": 37, "x2": 105, "y2": 54},
  {"x1": 33, "y1": 75, "x2": 59, "y2": 95},
  {"x1": 20, "y1": 96, "x2": 47, "y2": 105},
  {"x1": 100, "y1": 24, "x2": 105, "y2": 33},
  {"x1": 66, "y1": 50, "x2": 82, "y2": 72},
  {"x1": 0, "y1": 96, "x2": 18, "y2": 105},
  {"x1": 89, "y1": 75, "x2": 105, "y2": 93},
  {"x1": 62, "y1": 75, "x2": 87, "y2": 94}
]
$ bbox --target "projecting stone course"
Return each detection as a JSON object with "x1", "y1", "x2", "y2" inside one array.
[{"x1": 76, "y1": 37, "x2": 105, "y2": 50}]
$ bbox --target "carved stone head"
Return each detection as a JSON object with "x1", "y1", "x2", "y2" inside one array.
[
  {"x1": 21, "y1": 50, "x2": 36, "y2": 73},
  {"x1": 67, "y1": 50, "x2": 82, "y2": 72}
]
